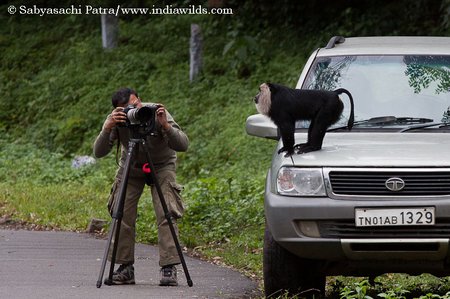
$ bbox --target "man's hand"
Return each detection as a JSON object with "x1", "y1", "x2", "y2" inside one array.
[
  {"x1": 104, "y1": 107, "x2": 127, "y2": 131},
  {"x1": 156, "y1": 104, "x2": 172, "y2": 131}
]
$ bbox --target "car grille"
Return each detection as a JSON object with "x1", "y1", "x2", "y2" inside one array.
[
  {"x1": 328, "y1": 170, "x2": 450, "y2": 196},
  {"x1": 318, "y1": 220, "x2": 450, "y2": 238}
]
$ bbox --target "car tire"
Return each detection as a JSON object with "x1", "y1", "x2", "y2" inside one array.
[{"x1": 263, "y1": 223, "x2": 326, "y2": 298}]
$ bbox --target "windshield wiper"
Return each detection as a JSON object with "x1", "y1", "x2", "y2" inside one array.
[
  {"x1": 400, "y1": 122, "x2": 450, "y2": 132},
  {"x1": 328, "y1": 116, "x2": 433, "y2": 132},
  {"x1": 328, "y1": 116, "x2": 394, "y2": 132}
]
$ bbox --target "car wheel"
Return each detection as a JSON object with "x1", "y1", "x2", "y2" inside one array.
[{"x1": 263, "y1": 223, "x2": 326, "y2": 298}]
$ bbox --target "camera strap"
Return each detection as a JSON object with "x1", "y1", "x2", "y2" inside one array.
[{"x1": 114, "y1": 127, "x2": 121, "y2": 167}]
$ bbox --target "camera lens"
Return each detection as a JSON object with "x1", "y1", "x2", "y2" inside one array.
[
  {"x1": 135, "y1": 106, "x2": 153, "y2": 122},
  {"x1": 126, "y1": 106, "x2": 154, "y2": 124}
]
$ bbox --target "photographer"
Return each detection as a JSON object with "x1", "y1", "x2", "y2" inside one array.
[{"x1": 93, "y1": 87, "x2": 189, "y2": 286}]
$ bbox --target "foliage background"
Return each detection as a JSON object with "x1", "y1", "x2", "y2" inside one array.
[{"x1": 1, "y1": 0, "x2": 449, "y2": 296}]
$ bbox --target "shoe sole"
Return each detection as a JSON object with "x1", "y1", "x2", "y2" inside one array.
[
  {"x1": 104, "y1": 279, "x2": 136, "y2": 285},
  {"x1": 111, "y1": 280, "x2": 136, "y2": 285},
  {"x1": 159, "y1": 280, "x2": 178, "y2": 286}
]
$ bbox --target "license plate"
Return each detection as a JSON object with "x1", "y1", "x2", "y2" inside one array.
[{"x1": 355, "y1": 207, "x2": 435, "y2": 227}]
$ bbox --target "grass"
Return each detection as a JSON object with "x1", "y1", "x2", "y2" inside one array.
[{"x1": 0, "y1": 182, "x2": 108, "y2": 230}]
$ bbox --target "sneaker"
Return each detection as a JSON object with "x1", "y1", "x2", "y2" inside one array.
[
  {"x1": 159, "y1": 265, "x2": 178, "y2": 286},
  {"x1": 105, "y1": 264, "x2": 135, "y2": 285}
]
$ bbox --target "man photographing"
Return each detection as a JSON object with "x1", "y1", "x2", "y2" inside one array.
[{"x1": 93, "y1": 87, "x2": 189, "y2": 286}]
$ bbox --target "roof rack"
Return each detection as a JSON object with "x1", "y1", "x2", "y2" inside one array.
[{"x1": 325, "y1": 36, "x2": 345, "y2": 49}]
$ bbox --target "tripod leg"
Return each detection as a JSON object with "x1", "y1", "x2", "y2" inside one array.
[
  {"x1": 105, "y1": 219, "x2": 123, "y2": 284},
  {"x1": 96, "y1": 140, "x2": 137, "y2": 288},
  {"x1": 96, "y1": 219, "x2": 118, "y2": 288},
  {"x1": 141, "y1": 141, "x2": 193, "y2": 287}
]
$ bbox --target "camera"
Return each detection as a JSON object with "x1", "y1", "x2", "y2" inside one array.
[
  {"x1": 123, "y1": 104, "x2": 157, "y2": 125},
  {"x1": 121, "y1": 104, "x2": 160, "y2": 136}
]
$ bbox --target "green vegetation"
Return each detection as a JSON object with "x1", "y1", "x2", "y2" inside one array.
[{"x1": 1, "y1": 1, "x2": 449, "y2": 298}]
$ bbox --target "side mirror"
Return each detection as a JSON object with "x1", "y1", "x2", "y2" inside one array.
[{"x1": 245, "y1": 114, "x2": 279, "y2": 140}]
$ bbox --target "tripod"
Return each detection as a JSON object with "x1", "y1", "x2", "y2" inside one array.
[{"x1": 96, "y1": 129, "x2": 193, "y2": 288}]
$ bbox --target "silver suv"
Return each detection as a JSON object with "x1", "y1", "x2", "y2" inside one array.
[{"x1": 246, "y1": 36, "x2": 450, "y2": 297}]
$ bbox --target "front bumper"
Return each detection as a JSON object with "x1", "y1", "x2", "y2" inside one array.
[{"x1": 264, "y1": 170, "x2": 450, "y2": 274}]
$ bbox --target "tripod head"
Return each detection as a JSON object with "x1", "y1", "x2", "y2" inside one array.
[{"x1": 127, "y1": 123, "x2": 158, "y2": 139}]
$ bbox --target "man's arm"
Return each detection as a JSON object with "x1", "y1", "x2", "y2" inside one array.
[
  {"x1": 157, "y1": 106, "x2": 189, "y2": 152},
  {"x1": 164, "y1": 121, "x2": 189, "y2": 152},
  {"x1": 93, "y1": 109, "x2": 124, "y2": 158}
]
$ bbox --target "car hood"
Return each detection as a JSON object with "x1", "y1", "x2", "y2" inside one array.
[{"x1": 288, "y1": 132, "x2": 450, "y2": 167}]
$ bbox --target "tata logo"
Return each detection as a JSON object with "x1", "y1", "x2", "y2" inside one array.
[{"x1": 385, "y1": 177, "x2": 406, "y2": 192}]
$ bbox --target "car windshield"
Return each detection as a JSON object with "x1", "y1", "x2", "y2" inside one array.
[{"x1": 301, "y1": 55, "x2": 450, "y2": 130}]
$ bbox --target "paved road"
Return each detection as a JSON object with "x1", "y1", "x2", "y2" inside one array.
[{"x1": 0, "y1": 229, "x2": 260, "y2": 299}]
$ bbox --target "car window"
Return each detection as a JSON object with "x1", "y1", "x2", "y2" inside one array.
[{"x1": 301, "y1": 55, "x2": 450, "y2": 129}]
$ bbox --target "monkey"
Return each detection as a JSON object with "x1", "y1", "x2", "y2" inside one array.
[{"x1": 254, "y1": 83, "x2": 354, "y2": 156}]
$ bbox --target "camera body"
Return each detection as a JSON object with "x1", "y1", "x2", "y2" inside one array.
[{"x1": 121, "y1": 104, "x2": 160, "y2": 136}]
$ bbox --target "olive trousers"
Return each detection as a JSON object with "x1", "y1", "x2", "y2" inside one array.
[{"x1": 107, "y1": 166, "x2": 185, "y2": 267}]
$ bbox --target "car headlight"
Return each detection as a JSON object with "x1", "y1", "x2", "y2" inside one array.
[{"x1": 276, "y1": 167, "x2": 326, "y2": 196}]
